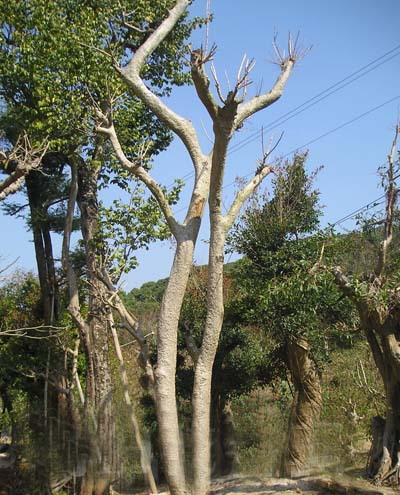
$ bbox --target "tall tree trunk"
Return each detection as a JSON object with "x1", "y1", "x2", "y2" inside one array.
[
  {"x1": 25, "y1": 173, "x2": 58, "y2": 326},
  {"x1": 77, "y1": 159, "x2": 115, "y2": 495},
  {"x1": 155, "y1": 237, "x2": 196, "y2": 495},
  {"x1": 280, "y1": 337, "x2": 322, "y2": 478},
  {"x1": 192, "y1": 225, "x2": 226, "y2": 495},
  {"x1": 366, "y1": 325, "x2": 400, "y2": 483}
]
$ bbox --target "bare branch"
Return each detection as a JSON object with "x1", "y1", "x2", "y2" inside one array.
[
  {"x1": 210, "y1": 63, "x2": 226, "y2": 104},
  {"x1": 108, "y1": 312, "x2": 158, "y2": 493},
  {"x1": 0, "y1": 324, "x2": 67, "y2": 338},
  {"x1": 375, "y1": 123, "x2": 399, "y2": 277},
  {"x1": 235, "y1": 33, "x2": 308, "y2": 128},
  {"x1": 119, "y1": 0, "x2": 206, "y2": 173},
  {"x1": 0, "y1": 133, "x2": 49, "y2": 201},
  {"x1": 223, "y1": 165, "x2": 273, "y2": 231},
  {"x1": 95, "y1": 116, "x2": 180, "y2": 238},
  {"x1": 97, "y1": 268, "x2": 155, "y2": 389}
]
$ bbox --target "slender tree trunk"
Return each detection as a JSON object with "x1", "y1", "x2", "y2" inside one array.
[
  {"x1": 77, "y1": 159, "x2": 115, "y2": 495},
  {"x1": 25, "y1": 174, "x2": 57, "y2": 326},
  {"x1": 192, "y1": 225, "x2": 226, "y2": 495},
  {"x1": 280, "y1": 337, "x2": 322, "y2": 478},
  {"x1": 110, "y1": 314, "x2": 158, "y2": 494},
  {"x1": 155, "y1": 237, "x2": 196, "y2": 495}
]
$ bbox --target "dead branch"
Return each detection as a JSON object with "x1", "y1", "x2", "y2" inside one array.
[
  {"x1": 0, "y1": 133, "x2": 49, "y2": 200},
  {"x1": 375, "y1": 123, "x2": 399, "y2": 277}
]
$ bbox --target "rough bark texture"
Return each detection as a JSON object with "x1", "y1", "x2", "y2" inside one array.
[
  {"x1": 364, "y1": 319, "x2": 400, "y2": 485},
  {"x1": 280, "y1": 338, "x2": 322, "y2": 478},
  {"x1": 77, "y1": 160, "x2": 115, "y2": 495},
  {"x1": 155, "y1": 238, "x2": 197, "y2": 495},
  {"x1": 97, "y1": 3, "x2": 296, "y2": 494},
  {"x1": 210, "y1": 396, "x2": 238, "y2": 477}
]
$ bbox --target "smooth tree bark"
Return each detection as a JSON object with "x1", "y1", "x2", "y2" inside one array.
[
  {"x1": 326, "y1": 125, "x2": 400, "y2": 485},
  {"x1": 96, "y1": 2, "x2": 299, "y2": 493},
  {"x1": 280, "y1": 337, "x2": 322, "y2": 477}
]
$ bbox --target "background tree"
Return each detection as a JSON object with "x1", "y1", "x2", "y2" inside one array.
[
  {"x1": 324, "y1": 125, "x2": 400, "y2": 484},
  {"x1": 229, "y1": 152, "x2": 357, "y2": 477},
  {"x1": 1, "y1": 1, "x2": 197, "y2": 493}
]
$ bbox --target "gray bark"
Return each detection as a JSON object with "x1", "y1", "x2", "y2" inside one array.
[{"x1": 97, "y1": 3, "x2": 296, "y2": 494}]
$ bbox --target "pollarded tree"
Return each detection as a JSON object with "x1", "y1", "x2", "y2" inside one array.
[
  {"x1": 325, "y1": 125, "x2": 400, "y2": 485},
  {"x1": 229, "y1": 153, "x2": 356, "y2": 477},
  {"x1": 95, "y1": 2, "x2": 303, "y2": 493}
]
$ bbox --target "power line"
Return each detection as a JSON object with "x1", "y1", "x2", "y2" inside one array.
[
  {"x1": 330, "y1": 170, "x2": 400, "y2": 228},
  {"x1": 172, "y1": 96, "x2": 399, "y2": 217},
  {"x1": 223, "y1": 95, "x2": 400, "y2": 190},
  {"x1": 228, "y1": 44, "x2": 400, "y2": 154},
  {"x1": 165, "y1": 42, "x2": 400, "y2": 190}
]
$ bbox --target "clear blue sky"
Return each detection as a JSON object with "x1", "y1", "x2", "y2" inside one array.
[{"x1": 1, "y1": 0, "x2": 400, "y2": 289}]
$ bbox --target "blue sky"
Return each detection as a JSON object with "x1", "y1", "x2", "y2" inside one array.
[{"x1": 1, "y1": 0, "x2": 400, "y2": 289}]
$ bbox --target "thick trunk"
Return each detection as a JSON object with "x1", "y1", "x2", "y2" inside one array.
[
  {"x1": 155, "y1": 238, "x2": 196, "y2": 495},
  {"x1": 77, "y1": 160, "x2": 115, "y2": 495},
  {"x1": 367, "y1": 329, "x2": 400, "y2": 484},
  {"x1": 192, "y1": 225, "x2": 226, "y2": 495},
  {"x1": 280, "y1": 337, "x2": 322, "y2": 478}
]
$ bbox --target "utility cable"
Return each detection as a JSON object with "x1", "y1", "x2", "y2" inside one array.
[{"x1": 165, "y1": 42, "x2": 400, "y2": 190}]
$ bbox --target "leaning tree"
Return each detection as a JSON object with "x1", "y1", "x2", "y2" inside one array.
[{"x1": 95, "y1": 1, "x2": 304, "y2": 494}]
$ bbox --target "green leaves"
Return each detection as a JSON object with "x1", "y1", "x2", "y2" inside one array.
[{"x1": 229, "y1": 152, "x2": 358, "y2": 370}]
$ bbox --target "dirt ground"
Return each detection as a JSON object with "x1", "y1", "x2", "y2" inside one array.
[
  {"x1": 111, "y1": 475, "x2": 399, "y2": 495},
  {"x1": 208, "y1": 475, "x2": 399, "y2": 495}
]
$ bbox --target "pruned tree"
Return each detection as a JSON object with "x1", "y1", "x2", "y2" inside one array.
[
  {"x1": 324, "y1": 124, "x2": 400, "y2": 485},
  {"x1": 96, "y1": 2, "x2": 302, "y2": 494}
]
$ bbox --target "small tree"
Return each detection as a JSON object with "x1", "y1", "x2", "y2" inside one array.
[
  {"x1": 229, "y1": 153, "x2": 356, "y2": 476},
  {"x1": 96, "y1": 2, "x2": 302, "y2": 493}
]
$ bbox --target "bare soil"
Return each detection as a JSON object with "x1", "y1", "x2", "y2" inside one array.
[{"x1": 111, "y1": 475, "x2": 399, "y2": 495}]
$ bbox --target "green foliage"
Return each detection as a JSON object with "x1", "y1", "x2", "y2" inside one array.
[
  {"x1": 99, "y1": 180, "x2": 183, "y2": 282},
  {"x1": 123, "y1": 277, "x2": 168, "y2": 316},
  {"x1": 229, "y1": 153, "x2": 358, "y2": 374},
  {"x1": 0, "y1": 0, "x2": 197, "y2": 151}
]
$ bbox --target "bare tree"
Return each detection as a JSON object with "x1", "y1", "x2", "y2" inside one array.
[{"x1": 96, "y1": 2, "x2": 301, "y2": 494}]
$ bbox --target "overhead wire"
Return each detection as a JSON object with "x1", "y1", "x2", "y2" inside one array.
[
  {"x1": 228, "y1": 44, "x2": 400, "y2": 154},
  {"x1": 172, "y1": 95, "x2": 400, "y2": 216},
  {"x1": 164, "y1": 42, "x2": 400, "y2": 191}
]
